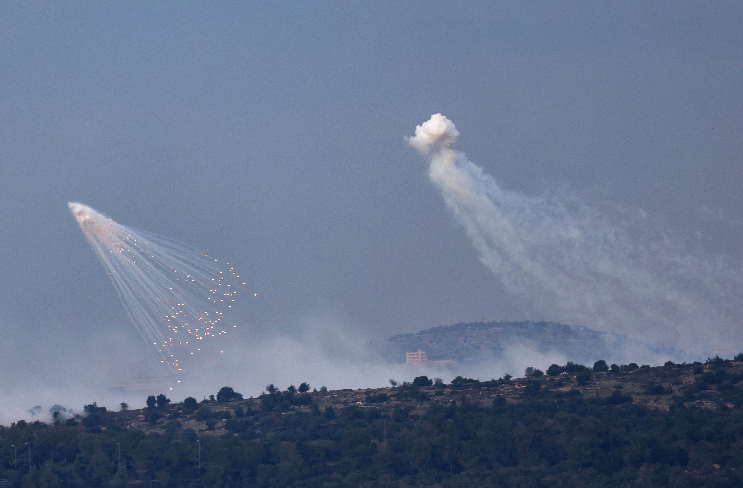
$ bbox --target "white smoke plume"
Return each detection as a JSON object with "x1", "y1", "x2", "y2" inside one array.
[{"x1": 408, "y1": 114, "x2": 743, "y2": 354}]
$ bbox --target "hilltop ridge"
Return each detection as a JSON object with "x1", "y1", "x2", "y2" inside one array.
[
  {"x1": 374, "y1": 320, "x2": 688, "y2": 366},
  {"x1": 3, "y1": 355, "x2": 743, "y2": 486}
]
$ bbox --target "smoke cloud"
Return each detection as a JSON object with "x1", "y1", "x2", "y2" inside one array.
[{"x1": 409, "y1": 114, "x2": 743, "y2": 354}]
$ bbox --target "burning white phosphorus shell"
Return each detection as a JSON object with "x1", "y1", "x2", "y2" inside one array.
[{"x1": 68, "y1": 202, "x2": 245, "y2": 372}]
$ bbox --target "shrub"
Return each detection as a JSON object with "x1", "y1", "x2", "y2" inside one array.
[
  {"x1": 576, "y1": 372, "x2": 591, "y2": 385},
  {"x1": 324, "y1": 406, "x2": 336, "y2": 420},
  {"x1": 196, "y1": 407, "x2": 230, "y2": 421},
  {"x1": 366, "y1": 393, "x2": 389, "y2": 403},
  {"x1": 644, "y1": 382, "x2": 670, "y2": 395},
  {"x1": 524, "y1": 381, "x2": 541, "y2": 396},
  {"x1": 606, "y1": 390, "x2": 632, "y2": 405}
]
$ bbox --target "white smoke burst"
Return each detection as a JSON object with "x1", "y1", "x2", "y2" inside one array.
[
  {"x1": 408, "y1": 114, "x2": 743, "y2": 353},
  {"x1": 68, "y1": 202, "x2": 246, "y2": 378}
]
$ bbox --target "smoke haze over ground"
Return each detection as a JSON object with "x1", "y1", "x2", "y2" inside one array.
[{"x1": 1, "y1": 2, "x2": 742, "y2": 423}]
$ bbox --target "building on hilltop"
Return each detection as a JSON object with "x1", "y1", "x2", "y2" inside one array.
[{"x1": 406, "y1": 350, "x2": 428, "y2": 365}]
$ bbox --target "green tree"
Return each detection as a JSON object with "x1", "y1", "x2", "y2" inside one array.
[
  {"x1": 413, "y1": 376, "x2": 433, "y2": 387},
  {"x1": 547, "y1": 364, "x2": 564, "y2": 376},
  {"x1": 217, "y1": 386, "x2": 243, "y2": 402},
  {"x1": 593, "y1": 359, "x2": 609, "y2": 372},
  {"x1": 155, "y1": 394, "x2": 170, "y2": 408},
  {"x1": 183, "y1": 397, "x2": 198, "y2": 414},
  {"x1": 524, "y1": 367, "x2": 543, "y2": 378}
]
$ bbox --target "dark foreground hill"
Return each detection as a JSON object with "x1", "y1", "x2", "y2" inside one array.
[
  {"x1": 374, "y1": 321, "x2": 687, "y2": 367},
  {"x1": 2, "y1": 356, "x2": 743, "y2": 487}
]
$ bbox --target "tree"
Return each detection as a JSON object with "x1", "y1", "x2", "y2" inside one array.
[
  {"x1": 298, "y1": 382, "x2": 310, "y2": 393},
  {"x1": 413, "y1": 376, "x2": 433, "y2": 387},
  {"x1": 266, "y1": 384, "x2": 278, "y2": 395},
  {"x1": 286, "y1": 385, "x2": 297, "y2": 394},
  {"x1": 120, "y1": 402, "x2": 128, "y2": 411},
  {"x1": 156, "y1": 394, "x2": 170, "y2": 408},
  {"x1": 593, "y1": 360, "x2": 609, "y2": 372},
  {"x1": 564, "y1": 361, "x2": 589, "y2": 374},
  {"x1": 547, "y1": 364, "x2": 564, "y2": 376},
  {"x1": 183, "y1": 397, "x2": 198, "y2": 414},
  {"x1": 217, "y1": 386, "x2": 243, "y2": 402},
  {"x1": 524, "y1": 367, "x2": 543, "y2": 378},
  {"x1": 82, "y1": 403, "x2": 107, "y2": 431},
  {"x1": 146, "y1": 396, "x2": 157, "y2": 409}
]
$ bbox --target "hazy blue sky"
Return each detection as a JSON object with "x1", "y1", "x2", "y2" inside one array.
[{"x1": 1, "y1": 2, "x2": 742, "y2": 417}]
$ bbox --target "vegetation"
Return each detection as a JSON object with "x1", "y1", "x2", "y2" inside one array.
[{"x1": 2, "y1": 356, "x2": 743, "y2": 486}]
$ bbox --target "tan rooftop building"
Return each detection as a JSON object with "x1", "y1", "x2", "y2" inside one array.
[{"x1": 406, "y1": 350, "x2": 428, "y2": 365}]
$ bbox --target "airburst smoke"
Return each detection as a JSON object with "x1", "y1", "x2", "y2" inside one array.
[
  {"x1": 408, "y1": 114, "x2": 743, "y2": 353},
  {"x1": 68, "y1": 202, "x2": 245, "y2": 374}
]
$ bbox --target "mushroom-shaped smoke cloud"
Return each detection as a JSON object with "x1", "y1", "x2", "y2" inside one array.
[{"x1": 406, "y1": 113, "x2": 460, "y2": 156}]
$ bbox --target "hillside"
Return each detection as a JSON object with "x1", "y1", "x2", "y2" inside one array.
[
  {"x1": 374, "y1": 320, "x2": 687, "y2": 366},
  {"x1": 2, "y1": 355, "x2": 743, "y2": 486}
]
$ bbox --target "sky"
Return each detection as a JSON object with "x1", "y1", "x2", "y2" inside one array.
[{"x1": 1, "y1": 2, "x2": 742, "y2": 420}]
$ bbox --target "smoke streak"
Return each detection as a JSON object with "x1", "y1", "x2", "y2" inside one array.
[{"x1": 408, "y1": 114, "x2": 742, "y2": 353}]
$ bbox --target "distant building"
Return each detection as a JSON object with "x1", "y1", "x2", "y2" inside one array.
[{"x1": 406, "y1": 350, "x2": 428, "y2": 365}]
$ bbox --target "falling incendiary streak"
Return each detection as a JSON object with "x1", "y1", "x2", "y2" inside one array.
[{"x1": 68, "y1": 202, "x2": 247, "y2": 374}]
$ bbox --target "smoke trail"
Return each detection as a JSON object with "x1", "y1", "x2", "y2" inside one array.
[{"x1": 408, "y1": 114, "x2": 742, "y2": 353}]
